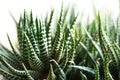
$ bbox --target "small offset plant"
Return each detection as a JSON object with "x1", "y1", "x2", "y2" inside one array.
[{"x1": 0, "y1": 3, "x2": 120, "y2": 80}]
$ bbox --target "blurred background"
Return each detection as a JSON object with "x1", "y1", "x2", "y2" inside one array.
[{"x1": 0, "y1": 0, "x2": 119, "y2": 49}]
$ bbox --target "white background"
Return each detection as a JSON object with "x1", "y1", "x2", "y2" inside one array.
[{"x1": 0, "y1": 0, "x2": 119, "y2": 49}]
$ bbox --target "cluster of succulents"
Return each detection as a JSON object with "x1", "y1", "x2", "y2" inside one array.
[{"x1": 0, "y1": 3, "x2": 120, "y2": 80}]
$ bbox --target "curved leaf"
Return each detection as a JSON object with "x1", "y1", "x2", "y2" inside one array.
[{"x1": 70, "y1": 65, "x2": 95, "y2": 74}]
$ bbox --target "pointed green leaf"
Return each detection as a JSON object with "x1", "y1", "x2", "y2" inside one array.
[{"x1": 46, "y1": 64, "x2": 56, "y2": 80}]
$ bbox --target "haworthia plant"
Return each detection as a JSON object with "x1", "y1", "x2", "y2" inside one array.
[{"x1": 0, "y1": 4, "x2": 120, "y2": 80}]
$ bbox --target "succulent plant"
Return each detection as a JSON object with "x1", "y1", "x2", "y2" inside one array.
[
  {"x1": 0, "y1": 5, "x2": 82, "y2": 80},
  {"x1": 0, "y1": 4, "x2": 120, "y2": 80}
]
